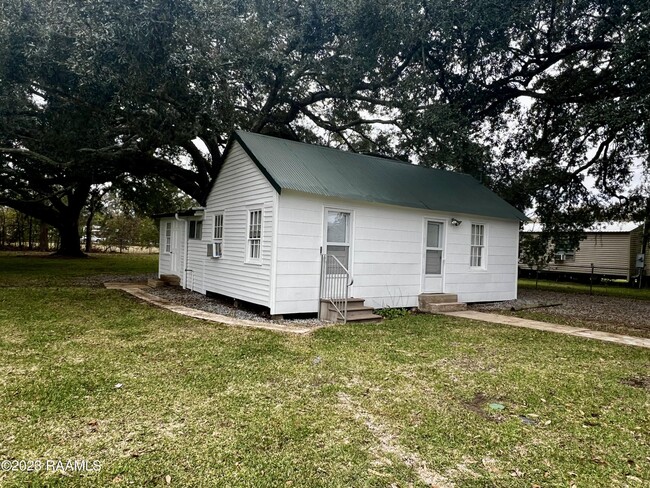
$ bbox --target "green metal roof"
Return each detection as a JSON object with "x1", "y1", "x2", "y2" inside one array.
[{"x1": 233, "y1": 131, "x2": 528, "y2": 221}]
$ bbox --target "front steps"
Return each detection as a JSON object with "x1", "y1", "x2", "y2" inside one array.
[
  {"x1": 418, "y1": 293, "x2": 467, "y2": 313},
  {"x1": 320, "y1": 298, "x2": 383, "y2": 323},
  {"x1": 148, "y1": 274, "x2": 181, "y2": 288}
]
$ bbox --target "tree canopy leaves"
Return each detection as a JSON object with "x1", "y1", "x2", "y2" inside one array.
[{"x1": 1, "y1": 0, "x2": 648, "y2": 255}]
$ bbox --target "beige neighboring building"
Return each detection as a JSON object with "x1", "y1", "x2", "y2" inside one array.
[{"x1": 520, "y1": 222, "x2": 649, "y2": 281}]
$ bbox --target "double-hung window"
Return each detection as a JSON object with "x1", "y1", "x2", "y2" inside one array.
[
  {"x1": 247, "y1": 209, "x2": 262, "y2": 262},
  {"x1": 164, "y1": 222, "x2": 172, "y2": 253},
  {"x1": 188, "y1": 219, "x2": 203, "y2": 240},
  {"x1": 212, "y1": 212, "x2": 224, "y2": 258},
  {"x1": 470, "y1": 223, "x2": 485, "y2": 268}
]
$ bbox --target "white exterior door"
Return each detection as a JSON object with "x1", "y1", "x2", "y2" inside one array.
[
  {"x1": 324, "y1": 209, "x2": 351, "y2": 271},
  {"x1": 422, "y1": 220, "x2": 444, "y2": 293},
  {"x1": 170, "y1": 220, "x2": 183, "y2": 275}
]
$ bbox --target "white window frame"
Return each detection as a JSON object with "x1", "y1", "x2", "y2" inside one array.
[
  {"x1": 246, "y1": 208, "x2": 263, "y2": 264},
  {"x1": 188, "y1": 219, "x2": 203, "y2": 240},
  {"x1": 212, "y1": 212, "x2": 224, "y2": 258},
  {"x1": 470, "y1": 223, "x2": 486, "y2": 269},
  {"x1": 164, "y1": 222, "x2": 172, "y2": 253},
  {"x1": 213, "y1": 212, "x2": 224, "y2": 240},
  {"x1": 424, "y1": 220, "x2": 444, "y2": 275},
  {"x1": 324, "y1": 208, "x2": 352, "y2": 272}
]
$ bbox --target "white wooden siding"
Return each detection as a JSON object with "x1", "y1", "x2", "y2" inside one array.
[
  {"x1": 445, "y1": 219, "x2": 519, "y2": 302},
  {"x1": 202, "y1": 142, "x2": 275, "y2": 307},
  {"x1": 273, "y1": 191, "x2": 519, "y2": 314}
]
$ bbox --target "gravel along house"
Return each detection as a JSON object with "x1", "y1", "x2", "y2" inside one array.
[{"x1": 155, "y1": 131, "x2": 528, "y2": 322}]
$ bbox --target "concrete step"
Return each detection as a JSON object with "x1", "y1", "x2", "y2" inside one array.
[
  {"x1": 147, "y1": 278, "x2": 167, "y2": 288},
  {"x1": 337, "y1": 312, "x2": 383, "y2": 323},
  {"x1": 159, "y1": 274, "x2": 181, "y2": 286},
  {"x1": 327, "y1": 301, "x2": 373, "y2": 313},
  {"x1": 418, "y1": 293, "x2": 459, "y2": 306},
  {"x1": 320, "y1": 298, "x2": 383, "y2": 323},
  {"x1": 421, "y1": 302, "x2": 468, "y2": 314},
  {"x1": 346, "y1": 307, "x2": 379, "y2": 319}
]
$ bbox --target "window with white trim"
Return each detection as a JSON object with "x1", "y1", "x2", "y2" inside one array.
[
  {"x1": 212, "y1": 212, "x2": 224, "y2": 258},
  {"x1": 164, "y1": 222, "x2": 172, "y2": 253},
  {"x1": 470, "y1": 223, "x2": 485, "y2": 268},
  {"x1": 247, "y1": 209, "x2": 262, "y2": 262},
  {"x1": 325, "y1": 210, "x2": 351, "y2": 272},
  {"x1": 188, "y1": 219, "x2": 203, "y2": 240}
]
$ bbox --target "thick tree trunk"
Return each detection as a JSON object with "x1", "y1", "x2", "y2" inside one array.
[
  {"x1": 28, "y1": 216, "x2": 33, "y2": 250},
  {"x1": 56, "y1": 221, "x2": 86, "y2": 257},
  {"x1": 51, "y1": 182, "x2": 90, "y2": 257},
  {"x1": 39, "y1": 221, "x2": 49, "y2": 251},
  {"x1": 85, "y1": 212, "x2": 94, "y2": 253}
]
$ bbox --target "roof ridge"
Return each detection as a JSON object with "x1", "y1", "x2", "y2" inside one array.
[
  {"x1": 232, "y1": 130, "x2": 527, "y2": 221},
  {"x1": 235, "y1": 130, "x2": 466, "y2": 176}
]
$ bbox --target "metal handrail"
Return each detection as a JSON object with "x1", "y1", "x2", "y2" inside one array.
[{"x1": 319, "y1": 254, "x2": 353, "y2": 323}]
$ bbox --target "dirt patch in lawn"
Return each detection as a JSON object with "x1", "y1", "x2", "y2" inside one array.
[
  {"x1": 620, "y1": 375, "x2": 650, "y2": 390},
  {"x1": 338, "y1": 392, "x2": 454, "y2": 488},
  {"x1": 471, "y1": 289, "x2": 650, "y2": 339},
  {"x1": 462, "y1": 392, "x2": 505, "y2": 422}
]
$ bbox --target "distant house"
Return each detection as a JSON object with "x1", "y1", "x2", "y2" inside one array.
[
  {"x1": 156, "y1": 131, "x2": 527, "y2": 320},
  {"x1": 520, "y1": 222, "x2": 649, "y2": 281}
]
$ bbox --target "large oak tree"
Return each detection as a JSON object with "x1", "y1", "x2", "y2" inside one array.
[{"x1": 1, "y1": 0, "x2": 648, "y2": 255}]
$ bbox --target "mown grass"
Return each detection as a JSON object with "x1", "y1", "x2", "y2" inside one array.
[
  {"x1": 1, "y1": 252, "x2": 649, "y2": 486},
  {"x1": 0, "y1": 252, "x2": 157, "y2": 287},
  {"x1": 519, "y1": 277, "x2": 650, "y2": 301},
  {"x1": 500, "y1": 308, "x2": 650, "y2": 339}
]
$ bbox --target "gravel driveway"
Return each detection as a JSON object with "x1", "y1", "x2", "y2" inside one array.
[{"x1": 471, "y1": 288, "x2": 650, "y2": 338}]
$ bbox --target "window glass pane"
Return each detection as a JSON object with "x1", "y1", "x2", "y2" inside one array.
[
  {"x1": 425, "y1": 249, "x2": 442, "y2": 274},
  {"x1": 165, "y1": 223, "x2": 171, "y2": 252},
  {"x1": 326, "y1": 245, "x2": 349, "y2": 270},
  {"x1": 189, "y1": 221, "x2": 196, "y2": 238},
  {"x1": 471, "y1": 224, "x2": 484, "y2": 246},
  {"x1": 470, "y1": 224, "x2": 485, "y2": 267},
  {"x1": 470, "y1": 247, "x2": 482, "y2": 267},
  {"x1": 214, "y1": 214, "x2": 223, "y2": 239},
  {"x1": 196, "y1": 221, "x2": 203, "y2": 239},
  {"x1": 327, "y1": 211, "x2": 349, "y2": 243},
  {"x1": 249, "y1": 210, "x2": 261, "y2": 239},
  {"x1": 427, "y1": 222, "x2": 441, "y2": 248},
  {"x1": 249, "y1": 240, "x2": 260, "y2": 260}
]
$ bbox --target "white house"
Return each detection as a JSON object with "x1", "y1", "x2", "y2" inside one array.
[{"x1": 156, "y1": 131, "x2": 527, "y2": 320}]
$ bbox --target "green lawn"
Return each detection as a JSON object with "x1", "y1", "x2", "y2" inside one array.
[
  {"x1": 1, "y1": 253, "x2": 649, "y2": 487},
  {"x1": 519, "y1": 277, "x2": 650, "y2": 301}
]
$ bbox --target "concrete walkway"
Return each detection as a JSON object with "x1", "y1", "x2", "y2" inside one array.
[
  {"x1": 104, "y1": 283, "x2": 316, "y2": 335},
  {"x1": 444, "y1": 310, "x2": 650, "y2": 349}
]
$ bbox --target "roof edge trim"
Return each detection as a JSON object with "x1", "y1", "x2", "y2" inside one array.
[{"x1": 233, "y1": 131, "x2": 282, "y2": 194}]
